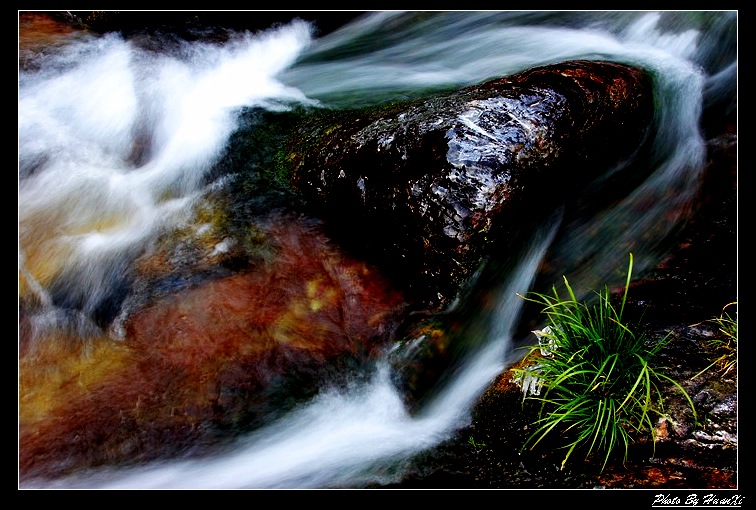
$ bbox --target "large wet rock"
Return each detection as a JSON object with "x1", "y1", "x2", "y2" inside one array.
[{"x1": 282, "y1": 60, "x2": 655, "y2": 311}]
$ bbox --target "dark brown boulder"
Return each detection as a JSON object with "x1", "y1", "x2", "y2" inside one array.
[{"x1": 282, "y1": 60, "x2": 655, "y2": 312}]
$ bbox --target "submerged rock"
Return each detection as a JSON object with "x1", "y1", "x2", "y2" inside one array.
[{"x1": 19, "y1": 214, "x2": 409, "y2": 482}]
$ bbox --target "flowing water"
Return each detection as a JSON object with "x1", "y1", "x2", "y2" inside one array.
[{"x1": 18, "y1": 11, "x2": 737, "y2": 489}]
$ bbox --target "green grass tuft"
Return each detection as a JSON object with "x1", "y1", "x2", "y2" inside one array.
[
  {"x1": 512, "y1": 253, "x2": 695, "y2": 472},
  {"x1": 692, "y1": 301, "x2": 737, "y2": 379}
]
